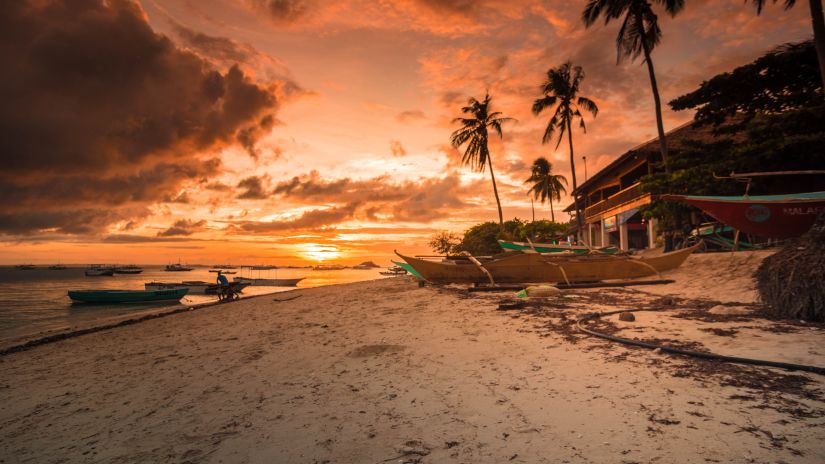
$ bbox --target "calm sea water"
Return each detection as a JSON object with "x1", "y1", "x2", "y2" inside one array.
[{"x1": 0, "y1": 266, "x2": 388, "y2": 344}]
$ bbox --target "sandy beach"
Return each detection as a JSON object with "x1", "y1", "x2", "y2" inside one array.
[{"x1": 1, "y1": 251, "x2": 824, "y2": 463}]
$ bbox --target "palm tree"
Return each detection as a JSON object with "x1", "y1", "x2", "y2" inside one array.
[
  {"x1": 582, "y1": 0, "x2": 685, "y2": 172},
  {"x1": 532, "y1": 62, "x2": 598, "y2": 236},
  {"x1": 450, "y1": 93, "x2": 514, "y2": 225},
  {"x1": 525, "y1": 157, "x2": 568, "y2": 223},
  {"x1": 747, "y1": 0, "x2": 825, "y2": 94}
]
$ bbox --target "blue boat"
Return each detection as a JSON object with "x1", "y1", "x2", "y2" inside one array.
[{"x1": 68, "y1": 288, "x2": 189, "y2": 304}]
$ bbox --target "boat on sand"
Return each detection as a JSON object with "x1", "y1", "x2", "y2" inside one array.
[
  {"x1": 68, "y1": 288, "x2": 188, "y2": 304},
  {"x1": 395, "y1": 243, "x2": 700, "y2": 285},
  {"x1": 662, "y1": 191, "x2": 825, "y2": 239},
  {"x1": 498, "y1": 240, "x2": 619, "y2": 254}
]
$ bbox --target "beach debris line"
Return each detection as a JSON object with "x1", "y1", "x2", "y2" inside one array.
[
  {"x1": 272, "y1": 295, "x2": 303, "y2": 302},
  {"x1": 756, "y1": 212, "x2": 825, "y2": 322},
  {"x1": 576, "y1": 308, "x2": 825, "y2": 376}
]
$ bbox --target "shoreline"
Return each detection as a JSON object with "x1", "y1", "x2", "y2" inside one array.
[{"x1": 2, "y1": 254, "x2": 824, "y2": 463}]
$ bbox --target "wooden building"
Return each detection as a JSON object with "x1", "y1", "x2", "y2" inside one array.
[{"x1": 564, "y1": 122, "x2": 730, "y2": 251}]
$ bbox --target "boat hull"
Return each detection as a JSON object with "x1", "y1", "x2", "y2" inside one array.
[
  {"x1": 233, "y1": 277, "x2": 304, "y2": 286},
  {"x1": 85, "y1": 269, "x2": 114, "y2": 276},
  {"x1": 663, "y1": 192, "x2": 825, "y2": 239},
  {"x1": 396, "y1": 244, "x2": 699, "y2": 284},
  {"x1": 68, "y1": 288, "x2": 188, "y2": 303}
]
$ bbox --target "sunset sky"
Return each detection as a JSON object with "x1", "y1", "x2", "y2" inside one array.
[{"x1": 0, "y1": 0, "x2": 813, "y2": 265}]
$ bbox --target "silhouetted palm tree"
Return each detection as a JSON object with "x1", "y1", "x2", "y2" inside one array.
[
  {"x1": 582, "y1": 0, "x2": 685, "y2": 172},
  {"x1": 525, "y1": 157, "x2": 568, "y2": 223},
  {"x1": 450, "y1": 94, "x2": 514, "y2": 225},
  {"x1": 532, "y1": 62, "x2": 598, "y2": 235},
  {"x1": 747, "y1": 0, "x2": 825, "y2": 94}
]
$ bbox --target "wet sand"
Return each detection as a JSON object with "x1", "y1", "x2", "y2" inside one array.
[{"x1": 1, "y1": 251, "x2": 824, "y2": 463}]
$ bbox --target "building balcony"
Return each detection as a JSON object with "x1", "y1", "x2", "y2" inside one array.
[{"x1": 581, "y1": 182, "x2": 650, "y2": 221}]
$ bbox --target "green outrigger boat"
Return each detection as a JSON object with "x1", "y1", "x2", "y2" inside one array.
[
  {"x1": 68, "y1": 288, "x2": 189, "y2": 304},
  {"x1": 497, "y1": 240, "x2": 620, "y2": 254}
]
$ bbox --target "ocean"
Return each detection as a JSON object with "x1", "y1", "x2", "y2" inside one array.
[{"x1": 0, "y1": 265, "x2": 388, "y2": 345}]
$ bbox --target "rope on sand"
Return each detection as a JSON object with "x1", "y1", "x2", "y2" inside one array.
[{"x1": 576, "y1": 308, "x2": 825, "y2": 376}]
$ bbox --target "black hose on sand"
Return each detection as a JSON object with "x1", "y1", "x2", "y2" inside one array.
[{"x1": 577, "y1": 308, "x2": 825, "y2": 376}]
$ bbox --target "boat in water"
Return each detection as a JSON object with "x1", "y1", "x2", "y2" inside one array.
[
  {"x1": 662, "y1": 191, "x2": 825, "y2": 239},
  {"x1": 395, "y1": 243, "x2": 700, "y2": 285},
  {"x1": 48, "y1": 264, "x2": 67, "y2": 270},
  {"x1": 85, "y1": 265, "x2": 114, "y2": 276},
  {"x1": 379, "y1": 266, "x2": 408, "y2": 276},
  {"x1": 165, "y1": 262, "x2": 193, "y2": 272},
  {"x1": 15, "y1": 264, "x2": 36, "y2": 270},
  {"x1": 233, "y1": 276, "x2": 304, "y2": 286},
  {"x1": 145, "y1": 281, "x2": 250, "y2": 294},
  {"x1": 113, "y1": 264, "x2": 143, "y2": 274},
  {"x1": 312, "y1": 264, "x2": 346, "y2": 271},
  {"x1": 209, "y1": 269, "x2": 236, "y2": 274},
  {"x1": 498, "y1": 240, "x2": 619, "y2": 254},
  {"x1": 68, "y1": 288, "x2": 188, "y2": 304}
]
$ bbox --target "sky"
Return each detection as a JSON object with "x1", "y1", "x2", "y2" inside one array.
[{"x1": 0, "y1": 0, "x2": 813, "y2": 265}]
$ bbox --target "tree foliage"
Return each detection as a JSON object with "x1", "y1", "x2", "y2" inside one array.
[
  {"x1": 429, "y1": 220, "x2": 570, "y2": 256},
  {"x1": 669, "y1": 41, "x2": 822, "y2": 127},
  {"x1": 525, "y1": 157, "x2": 567, "y2": 222}
]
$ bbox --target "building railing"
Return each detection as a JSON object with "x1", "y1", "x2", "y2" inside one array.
[{"x1": 582, "y1": 182, "x2": 646, "y2": 220}]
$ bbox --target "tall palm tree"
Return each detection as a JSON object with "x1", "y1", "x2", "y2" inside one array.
[
  {"x1": 450, "y1": 93, "x2": 514, "y2": 225},
  {"x1": 532, "y1": 62, "x2": 598, "y2": 235},
  {"x1": 525, "y1": 157, "x2": 568, "y2": 223},
  {"x1": 582, "y1": 0, "x2": 685, "y2": 172},
  {"x1": 748, "y1": 0, "x2": 825, "y2": 94}
]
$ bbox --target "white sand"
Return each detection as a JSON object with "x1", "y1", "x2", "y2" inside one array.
[{"x1": 1, "y1": 251, "x2": 824, "y2": 463}]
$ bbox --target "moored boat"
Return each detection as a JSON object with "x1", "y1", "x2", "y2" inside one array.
[
  {"x1": 68, "y1": 288, "x2": 188, "y2": 304},
  {"x1": 48, "y1": 264, "x2": 67, "y2": 270},
  {"x1": 379, "y1": 266, "x2": 407, "y2": 276},
  {"x1": 396, "y1": 243, "x2": 700, "y2": 285},
  {"x1": 113, "y1": 264, "x2": 143, "y2": 274},
  {"x1": 233, "y1": 276, "x2": 304, "y2": 286},
  {"x1": 662, "y1": 191, "x2": 825, "y2": 239},
  {"x1": 498, "y1": 240, "x2": 619, "y2": 254},
  {"x1": 85, "y1": 265, "x2": 114, "y2": 276},
  {"x1": 145, "y1": 281, "x2": 210, "y2": 293},
  {"x1": 312, "y1": 264, "x2": 345, "y2": 271},
  {"x1": 165, "y1": 262, "x2": 193, "y2": 272}
]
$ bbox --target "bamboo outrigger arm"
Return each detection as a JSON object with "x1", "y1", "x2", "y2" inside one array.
[{"x1": 461, "y1": 252, "x2": 496, "y2": 286}]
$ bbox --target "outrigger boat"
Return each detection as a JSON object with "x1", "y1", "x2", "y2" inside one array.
[
  {"x1": 233, "y1": 277, "x2": 304, "y2": 286},
  {"x1": 85, "y1": 265, "x2": 114, "y2": 276},
  {"x1": 145, "y1": 281, "x2": 250, "y2": 294},
  {"x1": 68, "y1": 288, "x2": 188, "y2": 304},
  {"x1": 395, "y1": 243, "x2": 700, "y2": 285},
  {"x1": 662, "y1": 191, "x2": 825, "y2": 239},
  {"x1": 498, "y1": 240, "x2": 619, "y2": 254}
]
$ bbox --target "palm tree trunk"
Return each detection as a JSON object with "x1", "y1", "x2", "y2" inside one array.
[
  {"x1": 486, "y1": 150, "x2": 504, "y2": 226},
  {"x1": 546, "y1": 178, "x2": 556, "y2": 222},
  {"x1": 566, "y1": 120, "x2": 584, "y2": 238},
  {"x1": 810, "y1": 0, "x2": 825, "y2": 93},
  {"x1": 549, "y1": 196, "x2": 555, "y2": 222},
  {"x1": 531, "y1": 197, "x2": 535, "y2": 222},
  {"x1": 637, "y1": 11, "x2": 670, "y2": 173}
]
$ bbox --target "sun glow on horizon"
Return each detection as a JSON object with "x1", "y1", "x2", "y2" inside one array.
[{"x1": 298, "y1": 243, "x2": 343, "y2": 262}]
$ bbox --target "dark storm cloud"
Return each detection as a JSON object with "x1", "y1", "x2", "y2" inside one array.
[
  {"x1": 0, "y1": 0, "x2": 285, "y2": 236},
  {"x1": 237, "y1": 176, "x2": 271, "y2": 200},
  {"x1": 235, "y1": 203, "x2": 361, "y2": 232},
  {"x1": 157, "y1": 219, "x2": 208, "y2": 237},
  {"x1": 251, "y1": 0, "x2": 308, "y2": 23}
]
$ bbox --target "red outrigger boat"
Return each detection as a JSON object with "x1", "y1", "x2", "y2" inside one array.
[{"x1": 662, "y1": 191, "x2": 825, "y2": 239}]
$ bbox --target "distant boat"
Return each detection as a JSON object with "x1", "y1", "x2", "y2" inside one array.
[
  {"x1": 113, "y1": 264, "x2": 143, "y2": 274},
  {"x1": 212, "y1": 264, "x2": 237, "y2": 269},
  {"x1": 250, "y1": 265, "x2": 277, "y2": 270},
  {"x1": 379, "y1": 266, "x2": 407, "y2": 276},
  {"x1": 498, "y1": 240, "x2": 619, "y2": 254},
  {"x1": 48, "y1": 264, "x2": 67, "y2": 270},
  {"x1": 209, "y1": 269, "x2": 236, "y2": 274},
  {"x1": 165, "y1": 263, "x2": 193, "y2": 272},
  {"x1": 312, "y1": 264, "x2": 346, "y2": 271},
  {"x1": 85, "y1": 265, "x2": 114, "y2": 276},
  {"x1": 15, "y1": 264, "x2": 36, "y2": 270},
  {"x1": 233, "y1": 276, "x2": 304, "y2": 286},
  {"x1": 68, "y1": 288, "x2": 188, "y2": 304},
  {"x1": 145, "y1": 281, "x2": 250, "y2": 294},
  {"x1": 662, "y1": 191, "x2": 825, "y2": 239}
]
